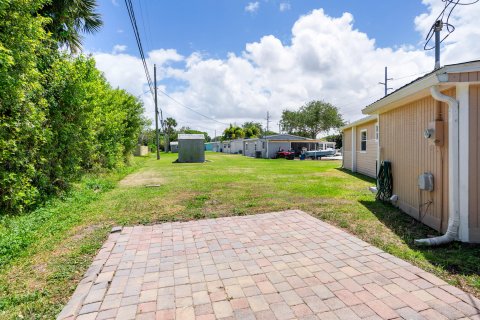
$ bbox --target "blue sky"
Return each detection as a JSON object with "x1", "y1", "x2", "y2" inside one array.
[
  {"x1": 87, "y1": 0, "x2": 480, "y2": 136},
  {"x1": 86, "y1": 1, "x2": 426, "y2": 59}
]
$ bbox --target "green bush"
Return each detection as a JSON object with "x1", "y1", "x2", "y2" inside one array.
[
  {"x1": 0, "y1": 1, "x2": 145, "y2": 214},
  {"x1": 0, "y1": 0, "x2": 50, "y2": 213}
]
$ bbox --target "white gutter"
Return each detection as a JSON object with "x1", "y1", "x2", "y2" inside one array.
[
  {"x1": 415, "y1": 86, "x2": 460, "y2": 246},
  {"x1": 351, "y1": 126, "x2": 357, "y2": 172}
]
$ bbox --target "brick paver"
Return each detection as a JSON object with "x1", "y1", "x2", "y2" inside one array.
[{"x1": 58, "y1": 210, "x2": 480, "y2": 319}]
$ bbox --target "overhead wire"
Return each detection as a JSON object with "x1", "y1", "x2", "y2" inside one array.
[
  {"x1": 424, "y1": 0, "x2": 479, "y2": 51},
  {"x1": 124, "y1": 0, "x2": 154, "y2": 97}
]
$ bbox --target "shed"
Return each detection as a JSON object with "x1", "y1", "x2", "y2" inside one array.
[
  {"x1": 170, "y1": 141, "x2": 179, "y2": 153},
  {"x1": 177, "y1": 134, "x2": 205, "y2": 163}
]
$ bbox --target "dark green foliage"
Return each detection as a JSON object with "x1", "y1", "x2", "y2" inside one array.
[
  {"x1": 280, "y1": 100, "x2": 344, "y2": 138},
  {"x1": 222, "y1": 124, "x2": 245, "y2": 140},
  {"x1": 324, "y1": 133, "x2": 342, "y2": 148},
  {"x1": 0, "y1": 1, "x2": 144, "y2": 214},
  {"x1": 0, "y1": 0, "x2": 50, "y2": 213},
  {"x1": 242, "y1": 121, "x2": 262, "y2": 138},
  {"x1": 39, "y1": 0, "x2": 103, "y2": 52}
]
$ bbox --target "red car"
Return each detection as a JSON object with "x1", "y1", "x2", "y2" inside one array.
[{"x1": 276, "y1": 150, "x2": 295, "y2": 160}]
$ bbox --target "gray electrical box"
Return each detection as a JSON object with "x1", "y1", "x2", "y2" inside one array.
[{"x1": 418, "y1": 172, "x2": 434, "y2": 191}]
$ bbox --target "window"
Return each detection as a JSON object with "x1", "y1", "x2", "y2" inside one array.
[
  {"x1": 375, "y1": 124, "x2": 379, "y2": 141},
  {"x1": 360, "y1": 130, "x2": 367, "y2": 151}
]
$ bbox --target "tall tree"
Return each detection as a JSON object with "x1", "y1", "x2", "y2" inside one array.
[
  {"x1": 242, "y1": 122, "x2": 262, "y2": 138},
  {"x1": 222, "y1": 125, "x2": 245, "y2": 140},
  {"x1": 280, "y1": 100, "x2": 344, "y2": 139},
  {"x1": 163, "y1": 117, "x2": 177, "y2": 152},
  {"x1": 39, "y1": 0, "x2": 102, "y2": 52}
]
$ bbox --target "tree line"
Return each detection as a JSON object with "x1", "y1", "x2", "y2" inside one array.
[
  {"x1": 218, "y1": 101, "x2": 344, "y2": 142},
  {"x1": 0, "y1": 0, "x2": 144, "y2": 214}
]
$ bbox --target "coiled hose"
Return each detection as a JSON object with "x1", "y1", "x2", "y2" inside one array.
[{"x1": 376, "y1": 161, "x2": 393, "y2": 201}]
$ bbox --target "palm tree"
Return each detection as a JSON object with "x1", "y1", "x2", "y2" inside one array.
[{"x1": 39, "y1": 0, "x2": 103, "y2": 52}]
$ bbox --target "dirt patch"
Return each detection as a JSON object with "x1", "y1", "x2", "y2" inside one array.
[{"x1": 119, "y1": 170, "x2": 165, "y2": 187}]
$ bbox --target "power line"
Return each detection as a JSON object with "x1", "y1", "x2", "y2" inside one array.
[
  {"x1": 124, "y1": 0, "x2": 154, "y2": 97},
  {"x1": 424, "y1": 0, "x2": 479, "y2": 51},
  {"x1": 155, "y1": 87, "x2": 230, "y2": 125}
]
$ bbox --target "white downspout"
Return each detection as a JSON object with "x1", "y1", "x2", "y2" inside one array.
[
  {"x1": 352, "y1": 126, "x2": 357, "y2": 172},
  {"x1": 415, "y1": 85, "x2": 460, "y2": 246}
]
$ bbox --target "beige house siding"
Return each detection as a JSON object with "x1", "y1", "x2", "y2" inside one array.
[
  {"x1": 448, "y1": 72, "x2": 480, "y2": 82},
  {"x1": 343, "y1": 128, "x2": 352, "y2": 170},
  {"x1": 379, "y1": 92, "x2": 451, "y2": 233},
  {"x1": 355, "y1": 121, "x2": 378, "y2": 178},
  {"x1": 469, "y1": 85, "x2": 480, "y2": 242}
]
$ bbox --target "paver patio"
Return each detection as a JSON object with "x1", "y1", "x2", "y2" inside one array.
[{"x1": 58, "y1": 210, "x2": 480, "y2": 319}]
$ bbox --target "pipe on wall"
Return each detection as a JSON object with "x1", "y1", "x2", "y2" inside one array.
[{"x1": 415, "y1": 86, "x2": 460, "y2": 246}]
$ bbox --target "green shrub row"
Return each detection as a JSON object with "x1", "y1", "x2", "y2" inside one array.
[{"x1": 0, "y1": 0, "x2": 144, "y2": 214}]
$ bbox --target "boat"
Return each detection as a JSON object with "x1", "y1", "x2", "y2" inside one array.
[{"x1": 304, "y1": 149, "x2": 336, "y2": 159}]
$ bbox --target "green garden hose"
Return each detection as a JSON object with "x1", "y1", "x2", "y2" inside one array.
[{"x1": 376, "y1": 161, "x2": 393, "y2": 201}]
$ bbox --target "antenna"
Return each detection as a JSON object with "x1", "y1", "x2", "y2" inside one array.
[
  {"x1": 434, "y1": 20, "x2": 443, "y2": 70},
  {"x1": 378, "y1": 66, "x2": 393, "y2": 96}
]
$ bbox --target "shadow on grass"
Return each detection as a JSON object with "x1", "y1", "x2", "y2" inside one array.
[
  {"x1": 359, "y1": 199, "x2": 480, "y2": 277},
  {"x1": 336, "y1": 168, "x2": 376, "y2": 184}
]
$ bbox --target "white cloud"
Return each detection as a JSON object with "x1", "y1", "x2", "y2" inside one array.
[
  {"x1": 148, "y1": 49, "x2": 184, "y2": 65},
  {"x1": 92, "y1": 5, "x2": 480, "y2": 136},
  {"x1": 414, "y1": 0, "x2": 480, "y2": 64},
  {"x1": 245, "y1": 2, "x2": 260, "y2": 13},
  {"x1": 279, "y1": 2, "x2": 291, "y2": 12},
  {"x1": 111, "y1": 0, "x2": 118, "y2": 6},
  {"x1": 112, "y1": 44, "x2": 127, "y2": 54}
]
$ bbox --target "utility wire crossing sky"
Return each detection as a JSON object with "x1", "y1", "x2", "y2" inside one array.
[{"x1": 86, "y1": 0, "x2": 480, "y2": 136}]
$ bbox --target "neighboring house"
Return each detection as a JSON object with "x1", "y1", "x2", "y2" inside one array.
[
  {"x1": 170, "y1": 141, "x2": 178, "y2": 153},
  {"x1": 221, "y1": 139, "x2": 244, "y2": 154},
  {"x1": 221, "y1": 134, "x2": 335, "y2": 159},
  {"x1": 205, "y1": 142, "x2": 221, "y2": 152},
  {"x1": 349, "y1": 60, "x2": 480, "y2": 243},
  {"x1": 244, "y1": 134, "x2": 335, "y2": 159},
  {"x1": 341, "y1": 116, "x2": 379, "y2": 178}
]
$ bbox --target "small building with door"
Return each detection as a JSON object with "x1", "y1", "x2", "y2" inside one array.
[
  {"x1": 177, "y1": 134, "x2": 205, "y2": 163},
  {"x1": 170, "y1": 141, "x2": 179, "y2": 153}
]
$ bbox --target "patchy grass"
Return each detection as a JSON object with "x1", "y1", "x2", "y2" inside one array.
[{"x1": 0, "y1": 152, "x2": 479, "y2": 318}]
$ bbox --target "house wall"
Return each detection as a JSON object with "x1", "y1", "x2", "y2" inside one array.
[
  {"x1": 379, "y1": 92, "x2": 451, "y2": 233},
  {"x1": 343, "y1": 128, "x2": 352, "y2": 170},
  {"x1": 267, "y1": 142, "x2": 291, "y2": 158},
  {"x1": 230, "y1": 140, "x2": 244, "y2": 154},
  {"x1": 469, "y1": 85, "x2": 480, "y2": 242},
  {"x1": 355, "y1": 120, "x2": 378, "y2": 178},
  {"x1": 448, "y1": 72, "x2": 480, "y2": 82},
  {"x1": 244, "y1": 140, "x2": 264, "y2": 157}
]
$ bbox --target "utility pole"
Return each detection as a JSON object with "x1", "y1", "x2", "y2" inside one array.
[
  {"x1": 266, "y1": 111, "x2": 271, "y2": 134},
  {"x1": 434, "y1": 20, "x2": 443, "y2": 70},
  {"x1": 278, "y1": 122, "x2": 281, "y2": 134},
  {"x1": 154, "y1": 64, "x2": 160, "y2": 160},
  {"x1": 378, "y1": 66, "x2": 393, "y2": 96}
]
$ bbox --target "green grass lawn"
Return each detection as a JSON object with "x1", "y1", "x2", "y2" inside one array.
[{"x1": 1, "y1": 152, "x2": 479, "y2": 318}]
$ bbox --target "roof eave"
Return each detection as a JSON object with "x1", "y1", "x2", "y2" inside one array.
[
  {"x1": 341, "y1": 115, "x2": 377, "y2": 130},
  {"x1": 362, "y1": 72, "x2": 447, "y2": 115}
]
